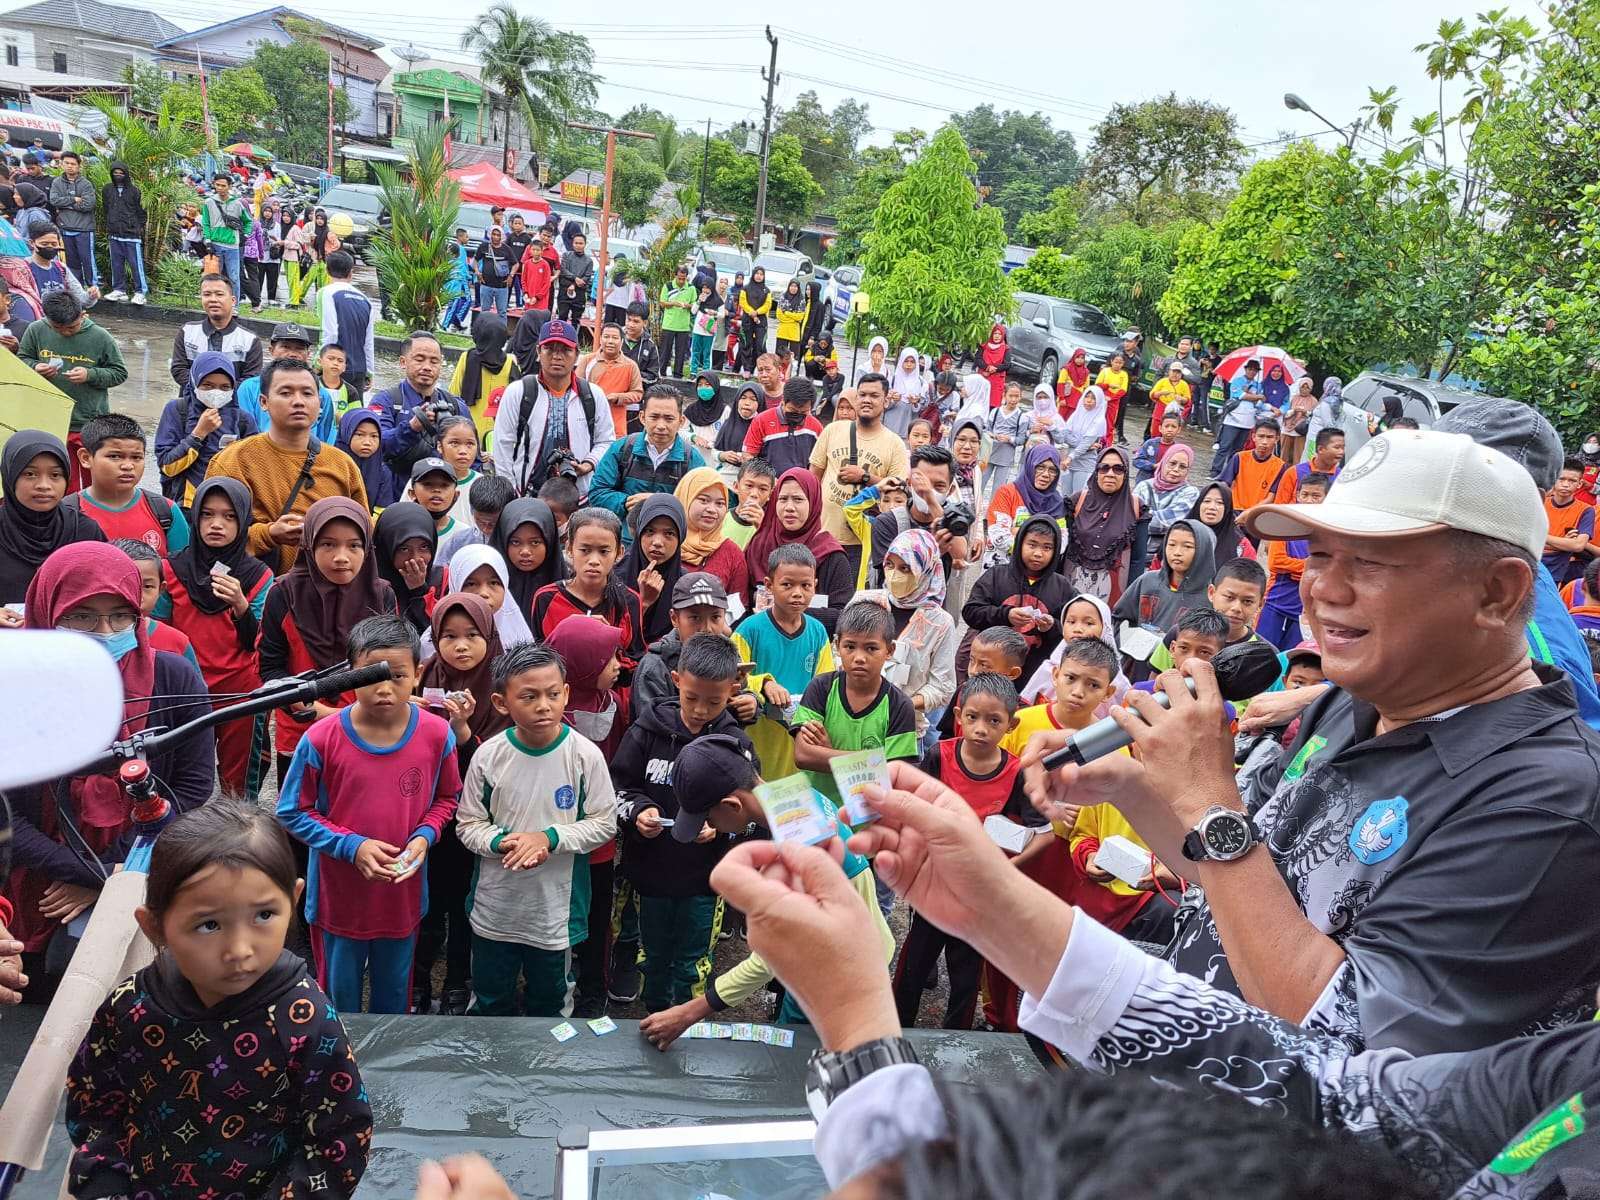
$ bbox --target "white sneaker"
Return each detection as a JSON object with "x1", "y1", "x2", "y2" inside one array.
[
  {"x1": 103, "y1": 289, "x2": 127, "y2": 302},
  {"x1": 131, "y1": 292, "x2": 146, "y2": 306}
]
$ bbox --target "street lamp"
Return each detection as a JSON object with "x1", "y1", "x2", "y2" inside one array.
[{"x1": 1283, "y1": 93, "x2": 1358, "y2": 149}]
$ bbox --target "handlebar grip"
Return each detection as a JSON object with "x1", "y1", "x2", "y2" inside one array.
[{"x1": 307, "y1": 661, "x2": 393, "y2": 700}]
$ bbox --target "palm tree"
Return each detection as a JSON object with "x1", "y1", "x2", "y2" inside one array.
[
  {"x1": 371, "y1": 122, "x2": 461, "y2": 331},
  {"x1": 460, "y1": 4, "x2": 596, "y2": 168},
  {"x1": 81, "y1": 92, "x2": 205, "y2": 269}
]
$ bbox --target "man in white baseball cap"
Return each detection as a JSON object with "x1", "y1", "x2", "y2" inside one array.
[{"x1": 1026, "y1": 427, "x2": 1600, "y2": 1059}]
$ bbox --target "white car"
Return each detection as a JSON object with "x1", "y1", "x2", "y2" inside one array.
[
  {"x1": 752, "y1": 248, "x2": 813, "y2": 297},
  {"x1": 826, "y1": 264, "x2": 862, "y2": 325},
  {"x1": 695, "y1": 243, "x2": 752, "y2": 290}
]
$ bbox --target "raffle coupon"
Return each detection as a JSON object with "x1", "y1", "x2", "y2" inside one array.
[
  {"x1": 754, "y1": 774, "x2": 834, "y2": 846},
  {"x1": 829, "y1": 748, "x2": 889, "y2": 826}
]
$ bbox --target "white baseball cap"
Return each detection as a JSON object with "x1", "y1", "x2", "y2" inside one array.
[{"x1": 1242, "y1": 429, "x2": 1546, "y2": 560}]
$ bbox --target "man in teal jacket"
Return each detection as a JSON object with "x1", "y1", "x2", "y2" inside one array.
[{"x1": 587, "y1": 386, "x2": 705, "y2": 540}]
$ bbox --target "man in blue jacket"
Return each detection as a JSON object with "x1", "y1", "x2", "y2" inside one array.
[
  {"x1": 370, "y1": 331, "x2": 472, "y2": 496},
  {"x1": 587, "y1": 385, "x2": 705, "y2": 539}
]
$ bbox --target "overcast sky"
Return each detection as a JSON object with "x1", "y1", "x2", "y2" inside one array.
[{"x1": 49, "y1": 0, "x2": 1546, "y2": 154}]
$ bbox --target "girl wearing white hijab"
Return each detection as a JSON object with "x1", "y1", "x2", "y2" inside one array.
[
  {"x1": 421, "y1": 543, "x2": 536, "y2": 656},
  {"x1": 853, "y1": 335, "x2": 890, "y2": 385},
  {"x1": 1059, "y1": 384, "x2": 1110, "y2": 495},
  {"x1": 1019, "y1": 592, "x2": 1131, "y2": 710},
  {"x1": 883, "y1": 345, "x2": 925, "y2": 438}
]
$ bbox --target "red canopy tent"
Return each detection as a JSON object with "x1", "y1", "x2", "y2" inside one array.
[{"x1": 446, "y1": 163, "x2": 550, "y2": 216}]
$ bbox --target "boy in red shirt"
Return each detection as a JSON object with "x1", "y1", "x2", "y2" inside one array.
[
  {"x1": 65, "y1": 413, "x2": 189, "y2": 557},
  {"x1": 112, "y1": 538, "x2": 198, "y2": 669},
  {"x1": 276, "y1": 614, "x2": 462, "y2": 1014},
  {"x1": 896, "y1": 672, "x2": 1039, "y2": 1029}
]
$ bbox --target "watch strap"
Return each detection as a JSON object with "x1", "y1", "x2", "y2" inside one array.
[{"x1": 808, "y1": 1037, "x2": 920, "y2": 1106}]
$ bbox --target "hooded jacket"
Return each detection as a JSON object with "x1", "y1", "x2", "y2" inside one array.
[
  {"x1": 101, "y1": 163, "x2": 146, "y2": 238},
  {"x1": 961, "y1": 514, "x2": 1077, "y2": 684},
  {"x1": 1113, "y1": 517, "x2": 1218, "y2": 636},
  {"x1": 65, "y1": 950, "x2": 370, "y2": 1200},
  {"x1": 154, "y1": 350, "x2": 259, "y2": 502},
  {"x1": 612, "y1": 699, "x2": 752, "y2": 897}
]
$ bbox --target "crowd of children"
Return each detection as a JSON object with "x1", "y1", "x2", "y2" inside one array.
[{"x1": 18, "y1": 330, "x2": 1523, "y2": 1200}]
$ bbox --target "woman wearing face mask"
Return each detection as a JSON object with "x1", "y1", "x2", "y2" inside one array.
[
  {"x1": 10, "y1": 542, "x2": 213, "y2": 977},
  {"x1": 1578, "y1": 432, "x2": 1600, "y2": 506},
  {"x1": 154, "y1": 350, "x2": 258, "y2": 507},
  {"x1": 684, "y1": 368, "x2": 729, "y2": 461},
  {"x1": 863, "y1": 528, "x2": 957, "y2": 749}
]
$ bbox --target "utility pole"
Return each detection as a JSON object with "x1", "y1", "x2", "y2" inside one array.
[
  {"x1": 752, "y1": 25, "x2": 778, "y2": 254},
  {"x1": 696, "y1": 116, "x2": 711, "y2": 223},
  {"x1": 566, "y1": 120, "x2": 656, "y2": 351}
]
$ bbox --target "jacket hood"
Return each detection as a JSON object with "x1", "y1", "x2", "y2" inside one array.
[
  {"x1": 1162, "y1": 518, "x2": 1217, "y2": 593},
  {"x1": 109, "y1": 162, "x2": 129, "y2": 179},
  {"x1": 633, "y1": 695, "x2": 742, "y2": 742},
  {"x1": 646, "y1": 628, "x2": 683, "y2": 660},
  {"x1": 1010, "y1": 513, "x2": 1063, "y2": 576},
  {"x1": 142, "y1": 948, "x2": 307, "y2": 1020}
]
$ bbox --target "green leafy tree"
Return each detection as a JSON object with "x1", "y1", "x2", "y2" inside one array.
[
  {"x1": 165, "y1": 66, "x2": 274, "y2": 147},
  {"x1": 826, "y1": 130, "x2": 924, "y2": 265},
  {"x1": 1013, "y1": 221, "x2": 1192, "y2": 337},
  {"x1": 711, "y1": 133, "x2": 823, "y2": 235},
  {"x1": 371, "y1": 122, "x2": 460, "y2": 331},
  {"x1": 460, "y1": 3, "x2": 596, "y2": 156},
  {"x1": 613, "y1": 146, "x2": 665, "y2": 227},
  {"x1": 1015, "y1": 184, "x2": 1086, "y2": 250},
  {"x1": 81, "y1": 92, "x2": 204, "y2": 269},
  {"x1": 774, "y1": 90, "x2": 872, "y2": 204},
  {"x1": 857, "y1": 125, "x2": 1012, "y2": 354},
  {"x1": 120, "y1": 61, "x2": 168, "y2": 112},
  {"x1": 1083, "y1": 94, "x2": 1242, "y2": 226},
  {"x1": 246, "y1": 37, "x2": 352, "y2": 164},
  {"x1": 1158, "y1": 141, "x2": 1326, "y2": 357},
  {"x1": 950, "y1": 105, "x2": 1079, "y2": 235}
]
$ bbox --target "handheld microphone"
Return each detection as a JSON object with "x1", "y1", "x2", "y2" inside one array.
[{"x1": 1040, "y1": 639, "x2": 1284, "y2": 770}]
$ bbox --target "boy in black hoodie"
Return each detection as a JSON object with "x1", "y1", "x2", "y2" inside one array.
[
  {"x1": 612, "y1": 632, "x2": 754, "y2": 1011},
  {"x1": 102, "y1": 161, "x2": 149, "y2": 303},
  {"x1": 961, "y1": 514, "x2": 1076, "y2": 687}
]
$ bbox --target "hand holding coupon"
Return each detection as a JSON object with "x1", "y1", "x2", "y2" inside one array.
[
  {"x1": 829, "y1": 747, "x2": 890, "y2": 827},
  {"x1": 754, "y1": 774, "x2": 836, "y2": 846}
]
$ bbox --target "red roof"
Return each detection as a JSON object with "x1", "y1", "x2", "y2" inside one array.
[{"x1": 446, "y1": 163, "x2": 549, "y2": 214}]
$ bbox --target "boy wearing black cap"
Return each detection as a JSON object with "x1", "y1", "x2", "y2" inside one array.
[
  {"x1": 633, "y1": 571, "x2": 734, "y2": 716},
  {"x1": 409, "y1": 457, "x2": 460, "y2": 539},
  {"x1": 611, "y1": 633, "x2": 754, "y2": 1012},
  {"x1": 638, "y1": 732, "x2": 894, "y2": 1050}
]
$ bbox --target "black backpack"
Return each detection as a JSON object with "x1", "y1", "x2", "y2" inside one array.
[
  {"x1": 512, "y1": 377, "x2": 600, "y2": 491},
  {"x1": 62, "y1": 490, "x2": 175, "y2": 536}
]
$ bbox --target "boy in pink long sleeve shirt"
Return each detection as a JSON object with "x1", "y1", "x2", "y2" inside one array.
[{"x1": 277, "y1": 616, "x2": 462, "y2": 1013}]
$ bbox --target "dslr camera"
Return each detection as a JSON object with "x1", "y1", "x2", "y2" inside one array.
[
  {"x1": 419, "y1": 396, "x2": 457, "y2": 428},
  {"x1": 546, "y1": 447, "x2": 581, "y2": 482},
  {"x1": 939, "y1": 501, "x2": 976, "y2": 539}
]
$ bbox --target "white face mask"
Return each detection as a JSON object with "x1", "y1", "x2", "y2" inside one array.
[
  {"x1": 568, "y1": 703, "x2": 616, "y2": 743},
  {"x1": 196, "y1": 387, "x2": 233, "y2": 409},
  {"x1": 1585, "y1": 442, "x2": 1599, "y2": 455}
]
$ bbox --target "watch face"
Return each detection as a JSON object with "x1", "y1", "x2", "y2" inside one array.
[{"x1": 1204, "y1": 813, "x2": 1251, "y2": 857}]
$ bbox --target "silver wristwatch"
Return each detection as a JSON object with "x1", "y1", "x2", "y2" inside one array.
[
  {"x1": 1181, "y1": 804, "x2": 1259, "y2": 863},
  {"x1": 804, "y1": 1037, "x2": 920, "y2": 1121}
]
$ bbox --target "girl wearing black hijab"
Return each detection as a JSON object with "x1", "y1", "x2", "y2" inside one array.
[
  {"x1": 451, "y1": 312, "x2": 517, "y2": 429},
  {"x1": 685, "y1": 367, "x2": 727, "y2": 460},
  {"x1": 713, "y1": 382, "x2": 762, "y2": 485},
  {"x1": 508, "y1": 308, "x2": 549, "y2": 377},
  {"x1": 614, "y1": 493, "x2": 686, "y2": 642},
  {"x1": 373, "y1": 501, "x2": 440, "y2": 633},
  {"x1": 490, "y1": 496, "x2": 563, "y2": 623},
  {"x1": 0, "y1": 431, "x2": 104, "y2": 606},
  {"x1": 737, "y1": 266, "x2": 772, "y2": 374}
]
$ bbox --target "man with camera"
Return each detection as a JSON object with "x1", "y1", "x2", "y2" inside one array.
[
  {"x1": 372, "y1": 332, "x2": 474, "y2": 494},
  {"x1": 810, "y1": 372, "x2": 909, "y2": 584},
  {"x1": 492, "y1": 318, "x2": 616, "y2": 499},
  {"x1": 869, "y1": 443, "x2": 975, "y2": 586}
]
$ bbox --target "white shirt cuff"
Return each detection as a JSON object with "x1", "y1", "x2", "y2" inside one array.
[
  {"x1": 1017, "y1": 910, "x2": 1155, "y2": 1064},
  {"x1": 813, "y1": 1062, "x2": 945, "y2": 1189}
]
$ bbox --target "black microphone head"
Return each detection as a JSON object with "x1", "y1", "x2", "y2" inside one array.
[{"x1": 1212, "y1": 639, "x2": 1287, "y2": 701}]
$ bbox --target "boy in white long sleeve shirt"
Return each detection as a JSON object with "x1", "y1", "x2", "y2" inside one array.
[{"x1": 457, "y1": 643, "x2": 618, "y2": 1016}]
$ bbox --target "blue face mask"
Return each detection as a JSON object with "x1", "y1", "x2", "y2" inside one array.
[
  {"x1": 62, "y1": 624, "x2": 140, "y2": 662},
  {"x1": 697, "y1": 385, "x2": 716, "y2": 401}
]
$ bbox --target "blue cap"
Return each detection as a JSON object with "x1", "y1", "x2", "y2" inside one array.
[{"x1": 539, "y1": 319, "x2": 578, "y2": 348}]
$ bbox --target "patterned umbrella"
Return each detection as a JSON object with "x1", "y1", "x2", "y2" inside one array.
[{"x1": 1213, "y1": 345, "x2": 1306, "y2": 384}]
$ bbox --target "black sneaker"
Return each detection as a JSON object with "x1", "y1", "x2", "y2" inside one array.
[
  {"x1": 608, "y1": 945, "x2": 642, "y2": 1004},
  {"x1": 411, "y1": 985, "x2": 433, "y2": 1015},
  {"x1": 440, "y1": 988, "x2": 470, "y2": 1016}
]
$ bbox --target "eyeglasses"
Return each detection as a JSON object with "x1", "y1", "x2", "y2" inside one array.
[
  {"x1": 1097, "y1": 464, "x2": 1127, "y2": 476},
  {"x1": 59, "y1": 608, "x2": 140, "y2": 633}
]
